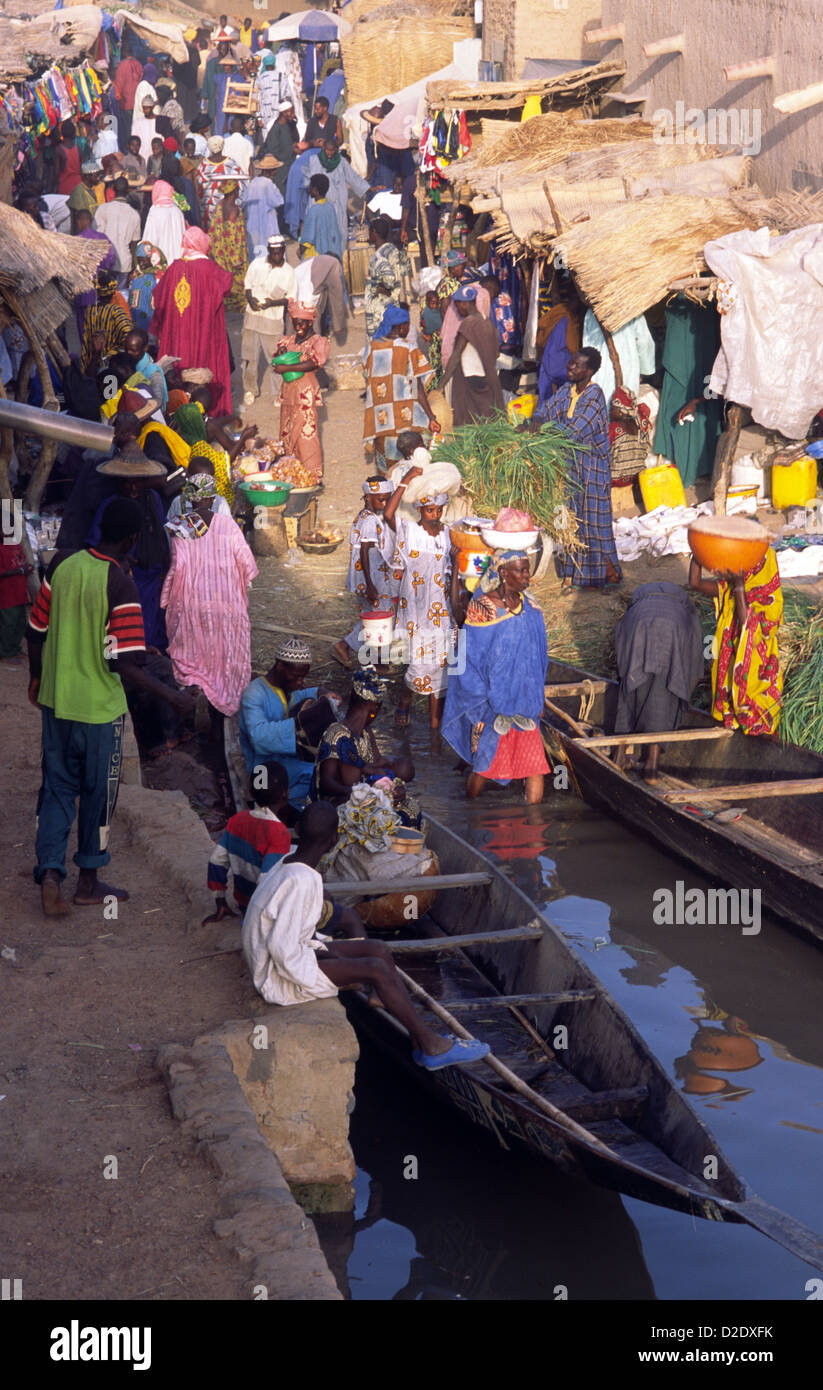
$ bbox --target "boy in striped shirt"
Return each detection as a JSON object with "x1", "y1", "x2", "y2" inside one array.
[{"x1": 205, "y1": 760, "x2": 292, "y2": 921}]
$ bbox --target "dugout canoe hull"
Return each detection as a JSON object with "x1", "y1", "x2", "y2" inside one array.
[{"x1": 542, "y1": 659, "x2": 823, "y2": 950}]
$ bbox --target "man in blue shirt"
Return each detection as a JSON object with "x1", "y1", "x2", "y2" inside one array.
[{"x1": 237, "y1": 635, "x2": 341, "y2": 810}]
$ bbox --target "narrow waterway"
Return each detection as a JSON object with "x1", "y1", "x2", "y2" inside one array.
[{"x1": 314, "y1": 729, "x2": 823, "y2": 1300}]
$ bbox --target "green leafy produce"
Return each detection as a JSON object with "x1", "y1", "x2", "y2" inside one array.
[{"x1": 432, "y1": 412, "x2": 582, "y2": 546}]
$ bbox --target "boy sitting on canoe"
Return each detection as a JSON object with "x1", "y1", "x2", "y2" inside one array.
[{"x1": 242, "y1": 800, "x2": 491, "y2": 1071}]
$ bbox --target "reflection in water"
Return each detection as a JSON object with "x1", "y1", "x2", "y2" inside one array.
[{"x1": 327, "y1": 726, "x2": 823, "y2": 1298}]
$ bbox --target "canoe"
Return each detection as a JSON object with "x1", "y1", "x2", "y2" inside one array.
[
  {"x1": 541, "y1": 658, "x2": 823, "y2": 949},
  {"x1": 344, "y1": 813, "x2": 823, "y2": 1275}
]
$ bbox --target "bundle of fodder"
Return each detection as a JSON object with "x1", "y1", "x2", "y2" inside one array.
[
  {"x1": 778, "y1": 594, "x2": 823, "y2": 754},
  {"x1": 341, "y1": 0, "x2": 474, "y2": 106},
  {"x1": 729, "y1": 185, "x2": 823, "y2": 235},
  {"x1": 432, "y1": 413, "x2": 582, "y2": 550},
  {"x1": 553, "y1": 195, "x2": 758, "y2": 334}
]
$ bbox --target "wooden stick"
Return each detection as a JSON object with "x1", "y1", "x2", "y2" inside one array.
[
  {"x1": 322, "y1": 870, "x2": 492, "y2": 895},
  {"x1": 416, "y1": 170, "x2": 435, "y2": 266},
  {"x1": 442, "y1": 990, "x2": 597, "y2": 1010},
  {"x1": 545, "y1": 681, "x2": 609, "y2": 698},
  {"x1": 664, "y1": 779, "x2": 823, "y2": 803},
  {"x1": 395, "y1": 965, "x2": 617, "y2": 1155},
  {"x1": 543, "y1": 696, "x2": 590, "y2": 737},
  {"x1": 387, "y1": 924, "x2": 543, "y2": 953},
  {"x1": 578, "y1": 727, "x2": 734, "y2": 748}
]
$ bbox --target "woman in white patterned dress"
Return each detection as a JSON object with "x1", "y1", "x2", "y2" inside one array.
[{"x1": 383, "y1": 466, "x2": 456, "y2": 728}]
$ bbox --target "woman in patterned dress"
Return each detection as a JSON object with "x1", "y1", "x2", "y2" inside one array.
[
  {"x1": 209, "y1": 183, "x2": 249, "y2": 312},
  {"x1": 272, "y1": 301, "x2": 330, "y2": 480},
  {"x1": 382, "y1": 465, "x2": 456, "y2": 728},
  {"x1": 362, "y1": 306, "x2": 439, "y2": 475}
]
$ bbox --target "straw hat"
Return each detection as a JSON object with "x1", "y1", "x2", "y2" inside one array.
[
  {"x1": 97, "y1": 444, "x2": 166, "y2": 479},
  {"x1": 181, "y1": 367, "x2": 213, "y2": 385},
  {"x1": 256, "y1": 154, "x2": 283, "y2": 170}
]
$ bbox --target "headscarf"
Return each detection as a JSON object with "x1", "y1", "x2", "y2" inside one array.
[
  {"x1": 207, "y1": 135, "x2": 224, "y2": 156},
  {"x1": 373, "y1": 303, "x2": 410, "y2": 340},
  {"x1": 151, "y1": 179, "x2": 176, "y2": 207},
  {"x1": 287, "y1": 300, "x2": 317, "y2": 322},
  {"x1": 183, "y1": 471, "x2": 218, "y2": 505},
  {"x1": 261, "y1": 53, "x2": 276, "y2": 70},
  {"x1": 496, "y1": 549, "x2": 530, "y2": 566},
  {"x1": 221, "y1": 180, "x2": 239, "y2": 197},
  {"x1": 163, "y1": 136, "x2": 179, "y2": 153},
  {"x1": 95, "y1": 271, "x2": 117, "y2": 299},
  {"x1": 362, "y1": 477, "x2": 393, "y2": 496},
  {"x1": 273, "y1": 635, "x2": 312, "y2": 665},
  {"x1": 352, "y1": 664, "x2": 386, "y2": 703},
  {"x1": 453, "y1": 283, "x2": 479, "y2": 303},
  {"x1": 439, "y1": 275, "x2": 459, "y2": 298},
  {"x1": 417, "y1": 492, "x2": 448, "y2": 508},
  {"x1": 135, "y1": 240, "x2": 168, "y2": 275},
  {"x1": 173, "y1": 401, "x2": 208, "y2": 446},
  {"x1": 181, "y1": 226, "x2": 211, "y2": 258},
  {"x1": 190, "y1": 439, "x2": 233, "y2": 506}
]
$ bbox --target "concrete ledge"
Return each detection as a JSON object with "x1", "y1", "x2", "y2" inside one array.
[
  {"x1": 117, "y1": 783, "x2": 215, "y2": 928},
  {"x1": 198, "y1": 1001, "x2": 359, "y2": 1213},
  {"x1": 157, "y1": 1041, "x2": 343, "y2": 1300}
]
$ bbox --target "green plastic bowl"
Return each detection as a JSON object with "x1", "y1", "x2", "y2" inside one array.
[
  {"x1": 240, "y1": 479, "x2": 293, "y2": 507},
  {"x1": 273, "y1": 349, "x2": 305, "y2": 383}
]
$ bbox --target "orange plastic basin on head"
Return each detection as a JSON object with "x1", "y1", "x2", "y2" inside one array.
[
  {"x1": 450, "y1": 526, "x2": 490, "y2": 552},
  {"x1": 687, "y1": 515, "x2": 770, "y2": 576}
]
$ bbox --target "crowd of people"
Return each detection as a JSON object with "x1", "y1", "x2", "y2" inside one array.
[{"x1": 2, "y1": 18, "x2": 788, "y2": 1067}]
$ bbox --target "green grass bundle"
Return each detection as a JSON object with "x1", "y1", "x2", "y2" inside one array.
[{"x1": 433, "y1": 413, "x2": 582, "y2": 547}]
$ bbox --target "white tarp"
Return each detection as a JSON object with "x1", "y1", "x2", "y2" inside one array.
[
  {"x1": 706, "y1": 224, "x2": 823, "y2": 440},
  {"x1": 115, "y1": 10, "x2": 188, "y2": 65},
  {"x1": 16, "y1": 5, "x2": 101, "y2": 51}
]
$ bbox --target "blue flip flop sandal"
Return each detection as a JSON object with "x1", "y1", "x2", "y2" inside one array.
[{"x1": 413, "y1": 1037, "x2": 490, "y2": 1071}]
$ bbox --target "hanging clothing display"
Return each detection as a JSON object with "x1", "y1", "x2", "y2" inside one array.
[
  {"x1": 653, "y1": 295, "x2": 722, "y2": 486},
  {"x1": 419, "y1": 109, "x2": 471, "y2": 172},
  {"x1": 583, "y1": 309, "x2": 656, "y2": 408}
]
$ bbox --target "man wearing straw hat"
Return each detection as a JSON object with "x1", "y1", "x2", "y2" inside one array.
[
  {"x1": 241, "y1": 154, "x2": 285, "y2": 258},
  {"x1": 27, "y1": 493, "x2": 194, "y2": 917}
]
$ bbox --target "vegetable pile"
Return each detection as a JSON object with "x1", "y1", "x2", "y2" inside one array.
[{"x1": 432, "y1": 414, "x2": 582, "y2": 548}]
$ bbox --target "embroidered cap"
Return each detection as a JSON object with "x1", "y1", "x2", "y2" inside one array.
[{"x1": 273, "y1": 635, "x2": 312, "y2": 665}]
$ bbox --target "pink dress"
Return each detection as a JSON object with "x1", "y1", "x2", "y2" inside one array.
[{"x1": 160, "y1": 512, "x2": 259, "y2": 715}]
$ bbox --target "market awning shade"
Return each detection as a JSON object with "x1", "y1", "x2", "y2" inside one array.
[
  {"x1": 267, "y1": 10, "x2": 352, "y2": 42},
  {"x1": 115, "y1": 10, "x2": 189, "y2": 65}
]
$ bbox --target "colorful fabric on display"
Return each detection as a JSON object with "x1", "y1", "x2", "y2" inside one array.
[
  {"x1": 442, "y1": 593, "x2": 548, "y2": 781},
  {"x1": 537, "y1": 381, "x2": 621, "y2": 588},
  {"x1": 712, "y1": 547, "x2": 783, "y2": 737},
  {"x1": 209, "y1": 206, "x2": 249, "y2": 311}
]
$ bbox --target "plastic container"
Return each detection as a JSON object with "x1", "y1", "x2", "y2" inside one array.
[
  {"x1": 639, "y1": 463, "x2": 687, "y2": 512},
  {"x1": 240, "y1": 479, "x2": 293, "y2": 507},
  {"x1": 731, "y1": 454, "x2": 770, "y2": 501},
  {"x1": 481, "y1": 526, "x2": 539, "y2": 550},
  {"x1": 507, "y1": 393, "x2": 539, "y2": 425},
  {"x1": 361, "y1": 610, "x2": 394, "y2": 647},
  {"x1": 272, "y1": 349, "x2": 304, "y2": 383},
  {"x1": 457, "y1": 545, "x2": 492, "y2": 592},
  {"x1": 450, "y1": 525, "x2": 492, "y2": 552},
  {"x1": 771, "y1": 454, "x2": 817, "y2": 510}
]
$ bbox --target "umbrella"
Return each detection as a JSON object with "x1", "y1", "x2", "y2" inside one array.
[{"x1": 267, "y1": 10, "x2": 351, "y2": 42}]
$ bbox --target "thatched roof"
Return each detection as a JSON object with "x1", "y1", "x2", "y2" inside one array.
[
  {"x1": 427, "y1": 58, "x2": 625, "y2": 112},
  {"x1": 728, "y1": 185, "x2": 823, "y2": 234},
  {"x1": 463, "y1": 113, "x2": 657, "y2": 176},
  {"x1": 553, "y1": 196, "x2": 759, "y2": 334},
  {"x1": 0, "y1": 2, "x2": 100, "y2": 83},
  {"x1": 0, "y1": 202, "x2": 106, "y2": 295}
]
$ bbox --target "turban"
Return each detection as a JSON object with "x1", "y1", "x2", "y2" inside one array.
[
  {"x1": 453, "y1": 283, "x2": 479, "y2": 303},
  {"x1": 163, "y1": 136, "x2": 179, "y2": 153},
  {"x1": 288, "y1": 299, "x2": 317, "y2": 322},
  {"x1": 373, "y1": 303, "x2": 410, "y2": 340},
  {"x1": 181, "y1": 226, "x2": 211, "y2": 256},
  {"x1": 417, "y1": 492, "x2": 448, "y2": 508},
  {"x1": 273, "y1": 635, "x2": 312, "y2": 665},
  {"x1": 221, "y1": 180, "x2": 239, "y2": 196},
  {"x1": 363, "y1": 477, "x2": 393, "y2": 496},
  {"x1": 496, "y1": 549, "x2": 530, "y2": 565},
  {"x1": 278, "y1": 100, "x2": 294, "y2": 112},
  {"x1": 207, "y1": 135, "x2": 224, "y2": 155},
  {"x1": 151, "y1": 180, "x2": 176, "y2": 207},
  {"x1": 352, "y1": 664, "x2": 387, "y2": 703}
]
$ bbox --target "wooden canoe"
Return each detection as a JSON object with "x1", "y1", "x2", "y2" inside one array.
[
  {"x1": 344, "y1": 813, "x2": 823, "y2": 1275},
  {"x1": 542, "y1": 658, "x2": 823, "y2": 950}
]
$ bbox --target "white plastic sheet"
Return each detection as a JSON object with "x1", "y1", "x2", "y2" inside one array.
[{"x1": 705, "y1": 224, "x2": 823, "y2": 440}]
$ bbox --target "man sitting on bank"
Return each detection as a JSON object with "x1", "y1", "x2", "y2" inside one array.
[
  {"x1": 242, "y1": 800, "x2": 490, "y2": 1072},
  {"x1": 237, "y1": 635, "x2": 341, "y2": 811}
]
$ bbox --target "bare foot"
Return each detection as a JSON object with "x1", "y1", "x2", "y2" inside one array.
[
  {"x1": 41, "y1": 877, "x2": 70, "y2": 917},
  {"x1": 74, "y1": 877, "x2": 130, "y2": 906},
  {"x1": 331, "y1": 640, "x2": 356, "y2": 670}
]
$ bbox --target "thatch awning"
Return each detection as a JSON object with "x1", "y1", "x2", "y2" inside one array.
[
  {"x1": 553, "y1": 196, "x2": 759, "y2": 333},
  {"x1": 0, "y1": 2, "x2": 100, "y2": 83},
  {"x1": 427, "y1": 58, "x2": 625, "y2": 112},
  {"x1": 0, "y1": 203, "x2": 107, "y2": 297},
  {"x1": 115, "y1": 9, "x2": 189, "y2": 65}
]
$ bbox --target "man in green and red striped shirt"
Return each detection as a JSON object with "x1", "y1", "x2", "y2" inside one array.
[{"x1": 27, "y1": 497, "x2": 194, "y2": 917}]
